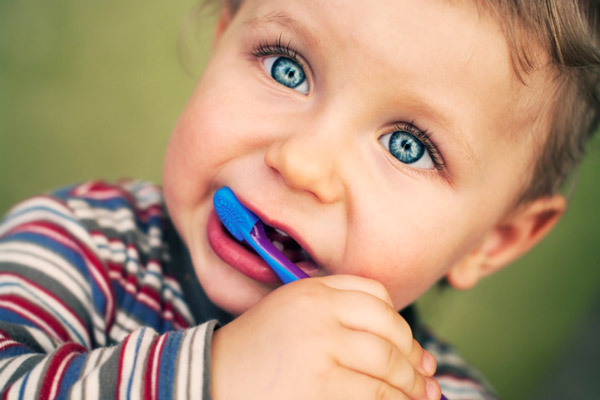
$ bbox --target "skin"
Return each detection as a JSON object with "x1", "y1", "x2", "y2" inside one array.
[{"x1": 162, "y1": 0, "x2": 565, "y2": 398}]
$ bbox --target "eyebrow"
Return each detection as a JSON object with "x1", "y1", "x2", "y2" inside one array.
[
  {"x1": 409, "y1": 99, "x2": 478, "y2": 165},
  {"x1": 244, "y1": 11, "x2": 321, "y2": 50}
]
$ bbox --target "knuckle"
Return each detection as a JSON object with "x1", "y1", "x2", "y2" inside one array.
[
  {"x1": 397, "y1": 360, "x2": 416, "y2": 393},
  {"x1": 383, "y1": 341, "x2": 398, "y2": 376},
  {"x1": 371, "y1": 279, "x2": 392, "y2": 302},
  {"x1": 374, "y1": 381, "x2": 394, "y2": 400}
]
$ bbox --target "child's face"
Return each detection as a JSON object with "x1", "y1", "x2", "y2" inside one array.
[{"x1": 163, "y1": 0, "x2": 551, "y2": 315}]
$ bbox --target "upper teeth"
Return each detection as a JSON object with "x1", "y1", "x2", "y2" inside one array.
[{"x1": 274, "y1": 228, "x2": 289, "y2": 237}]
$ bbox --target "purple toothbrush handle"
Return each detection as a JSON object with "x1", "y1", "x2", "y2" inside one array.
[{"x1": 250, "y1": 223, "x2": 310, "y2": 281}]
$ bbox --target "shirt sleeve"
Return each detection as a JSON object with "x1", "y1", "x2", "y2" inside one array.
[
  {"x1": 422, "y1": 330, "x2": 499, "y2": 400},
  {"x1": 0, "y1": 182, "x2": 216, "y2": 399}
]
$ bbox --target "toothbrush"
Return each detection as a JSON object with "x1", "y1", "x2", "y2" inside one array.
[
  {"x1": 213, "y1": 187, "x2": 310, "y2": 284},
  {"x1": 213, "y1": 188, "x2": 448, "y2": 400}
]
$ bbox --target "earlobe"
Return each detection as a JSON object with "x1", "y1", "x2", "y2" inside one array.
[{"x1": 447, "y1": 194, "x2": 567, "y2": 290}]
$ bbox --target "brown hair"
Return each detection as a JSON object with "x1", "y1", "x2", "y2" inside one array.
[
  {"x1": 480, "y1": 0, "x2": 600, "y2": 204},
  {"x1": 203, "y1": 0, "x2": 600, "y2": 203}
]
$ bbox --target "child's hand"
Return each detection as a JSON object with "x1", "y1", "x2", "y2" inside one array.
[{"x1": 210, "y1": 275, "x2": 441, "y2": 400}]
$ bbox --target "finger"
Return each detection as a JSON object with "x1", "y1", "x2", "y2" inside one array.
[
  {"x1": 314, "y1": 276, "x2": 435, "y2": 376},
  {"x1": 336, "y1": 330, "x2": 433, "y2": 399},
  {"x1": 317, "y1": 274, "x2": 394, "y2": 307},
  {"x1": 326, "y1": 366, "x2": 410, "y2": 400},
  {"x1": 331, "y1": 288, "x2": 413, "y2": 354},
  {"x1": 416, "y1": 343, "x2": 437, "y2": 376},
  {"x1": 332, "y1": 289, "x2": 437, "y2": 377}
]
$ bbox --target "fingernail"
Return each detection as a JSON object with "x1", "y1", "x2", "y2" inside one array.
[
  {"x1": 426, "y1": 378, "x2": 440, "y2": 399},
  {"x1": 421, "y1": 351, "x2": 436, "y2": 374}
]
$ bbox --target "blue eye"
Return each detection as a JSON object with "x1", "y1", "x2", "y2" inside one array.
[
  {"x1": 378, "y1": 130, "x2": 434, "y2": 169},
  {"x1": 263, "y1": 56, "x2": 309, "y2": 94}
]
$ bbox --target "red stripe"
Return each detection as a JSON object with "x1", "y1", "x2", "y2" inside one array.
[
  {"x1": 77, "y1": 181, "x2": 164, "y2": 223},
  {"x1": 39, "y1": 342, "x2": 86, "y2": 400},
  {"x1": 13, "y1": 220, "x2": 116, "y2": 327},
  {"x1": 0, "y1": 295, "x2": 70, "y2": 342},
  {"x1": 143, "y1": 337, "x2": 163, "y2": 400},
  {"x1": 153, "y1": 335, "x2": 168, "y2": 399},
  {"x1": 138, "y1": 286, "x2": 160, "y2": 305},
  {"x1": 172, "y1": 310, "x2": 190, "y2": 330},
  {"x1": 0, "y1": 341, "x2": 24, "y2": 354}
]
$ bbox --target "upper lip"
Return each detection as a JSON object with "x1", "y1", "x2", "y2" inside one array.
[{"x1": 235, "y1": 193, "x2": 320, "y2": 268}]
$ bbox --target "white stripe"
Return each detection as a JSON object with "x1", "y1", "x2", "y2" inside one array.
[
  {"x1": 70, "y1": 187, "x2": 126, "y2": 201},
  {"x1": 128, "y1": 328, "x2": 155, "y2": 398},
  {"x1": 117, "y1": 329, "x2": 142, "y2": 399},
  {"x1": 1, "y1": 227, "x2": 114, "y2": 327},
  {"x1": 79, "y1": 346, "x2": 102, "y2": 378},
  {"x1": 139, "y1": 268, "x2": 162, "y2": 292},
  {"x1": 81, "y1": 347, "x2": 117, "y2": 399},
  {"x1": 188, "y1": 324, "x2": 208, "y2": 400},
  {"x1": 0, "y1": 242, "x2": 92, "y2": 297},
  {"x1": 68, "y1": 201, "x2": 138, "y2": 233},
  {"x1": 137, "y1": 292, "x2": 160, "y2": 312},
  {"x1": 19, "y1": 355, "x2": 47, "y2": 400},
  {"x1": 174, "y1": 329, "x2": 193, "y2": 399},
  {"x1": 25, "y1": 325, "x2": 58, "y2": 353},
  {"x1": 0, "y1": 204, "x2": 97, "y2": 252},
  {"x1": 0, "y1": 354, "x2": 37, "y2": 390},
  {"x1": 0, "y1": 246, "x2": 105, "y2": 336},
  {"x1": 0, "y1": 197, "x2": 72, "y2": 232},
  {"x1": 151, "y1": 334, "x2": 168, "y2": 398},
  {"x1": 114, "y1": 310, "x2": 143, "y2": 333},
  {"x1": 109, "y1": 321, "x2": 136, "y2": 343}
]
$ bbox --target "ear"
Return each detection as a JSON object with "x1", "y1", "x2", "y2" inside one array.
[{"x1": 447, "y1": 194, "x2": 567, "y2": 290}]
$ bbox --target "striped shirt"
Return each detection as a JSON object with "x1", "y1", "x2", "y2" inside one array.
[{"x1": 0, "y1": 180, "x2": 497, "y2": 399}]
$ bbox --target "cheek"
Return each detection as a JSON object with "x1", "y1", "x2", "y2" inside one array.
[
  {"x1": 343, "y1": 194, "x2": 483, "y2": 309},
  {"x1": 163, "y1": 87, "x2": 241, "y2": 205}
]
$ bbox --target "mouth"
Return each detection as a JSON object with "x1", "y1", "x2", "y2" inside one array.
[{"x1": 207, "y1": 209, "x2": 318, "y2": 284}]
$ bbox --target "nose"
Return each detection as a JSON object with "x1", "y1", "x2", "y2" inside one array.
[{"x1": 264, "y1": 131, "x2": 344, "y2": 204}]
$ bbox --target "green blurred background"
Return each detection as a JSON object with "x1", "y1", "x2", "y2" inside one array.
[{"x1": 1, "y1": 1, "x2": 599, "y2": 398}]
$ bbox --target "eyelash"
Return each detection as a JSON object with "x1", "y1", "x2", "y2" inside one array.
[
  {"x1": 393, "y1": 122, "x2": 445, "y2": 170},
  {"x1": 251, "y1": 36, "x2": 305, "y2": 69}
]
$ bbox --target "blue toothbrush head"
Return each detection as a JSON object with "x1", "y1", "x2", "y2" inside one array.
[{"x1": 213, "y1": 187, "x2": 259, "y2": 241}]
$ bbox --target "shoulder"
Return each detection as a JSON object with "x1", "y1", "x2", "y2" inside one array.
[
  {"x1": 0, "y1": 180, "x2": 166, "y2": 251},
  {"x1": 2, "y1": 180, "x2": 164, "y2": 226}
]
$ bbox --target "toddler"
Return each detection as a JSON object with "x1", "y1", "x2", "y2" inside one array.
[{"x1": 1, "y1": 0, "x2": 599, "y2": 399}]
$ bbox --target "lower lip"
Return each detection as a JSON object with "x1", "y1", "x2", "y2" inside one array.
[{"x1": 207, "y1": 209, "x2": 287, "y2": 284}]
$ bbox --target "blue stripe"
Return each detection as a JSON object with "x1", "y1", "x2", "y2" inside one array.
[
  {"x1": 157, "y1": 330, "x2": 183, "y2": 400},
  {"x1": 56, "y1": 353, "x2": 86, "y2": 399},
  {"x1": 0, "y1": 310, "x2": 40, "y2": 330},
  {"x1": 5, "y1": 232, "x2": 108, "y2": 316},
  {"x1": 3, "y1": 205, "x2": 79, "y2": 227},
  {"x1": 18, "y1": 368, "x2": 32, "y2": 400},
  {"x1": 0, "y1": 342, "x2": 31, "y2": 359},
  {"x1": 126, "y1": 328, "x2": 147, "y2": 400}
]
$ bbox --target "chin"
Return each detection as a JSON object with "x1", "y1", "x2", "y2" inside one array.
[{"x1": 199, "y1": 261, "x2": 277, "y2": 317}]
